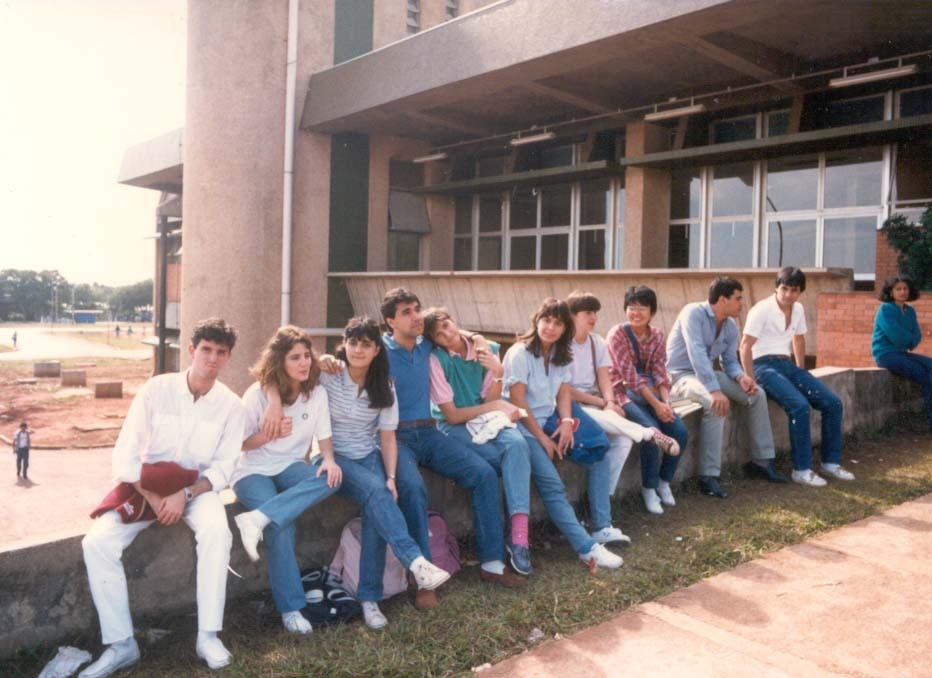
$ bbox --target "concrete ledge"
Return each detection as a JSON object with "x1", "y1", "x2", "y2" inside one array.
[{"x1": 0, "y1": 367, "x2": 920, "y2": 657}]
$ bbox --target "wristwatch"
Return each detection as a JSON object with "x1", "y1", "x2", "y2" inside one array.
[{"x1": 183, "y1": 486, "x2": 195, "y2": 503}]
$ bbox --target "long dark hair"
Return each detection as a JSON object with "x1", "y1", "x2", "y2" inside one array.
[
  {"x1": 250, "y1": 326, "x2": 319, "y2": 404},
  {"x1": 335, "y1": 316, "x2": 395, "y2": 409},
  {"x1": 518, "y1": 297, "x2": 574, "y2": 367},
  {"x1": 878, "y1": 274, "x2": 920, "y2": 302}
]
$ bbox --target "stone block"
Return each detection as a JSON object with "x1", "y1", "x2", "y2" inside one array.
[
  {"x1": 94, "y1": 381, "x2": 123, "y2": 398},
  {"x1": 60, "y1": 370, "x2": 86, "y2": 387},
  {"x1": 33, "y1": 361, "x2": 61, "y2": 378}
]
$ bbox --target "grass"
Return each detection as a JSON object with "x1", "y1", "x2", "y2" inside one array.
[{"x1": 5, "y1": 414, "x2": 932, "y2": 677}]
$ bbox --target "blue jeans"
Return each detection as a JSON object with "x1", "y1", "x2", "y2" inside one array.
[
  {"x1": 334, "y1": 451, "x2": 424, "y2": 602},
  {"x1": 233, "y1": 459, "x2": 340, "y2": 613},
  {"x1": 621, "y1": 392, "x2": 688, "y2": 488},
  {"x1": 521, "y1": 433, "x2": 597, "y2": 554},
  {"x1": 876, "y1": 351, "x2": 932, "y2": 430},
  {"x1": 397, "y1": 424, "x2": 504, "y2": 564},
  {"x1": 443, "y1": 424, "x2": 532, "y2": 516},
  {"x1": 753, "y1": 356, "x2": 842, "y2": 470}
]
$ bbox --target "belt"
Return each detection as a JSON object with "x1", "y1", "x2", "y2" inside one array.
[
  {"x1": 397, "y1": 418, "x2": 436, "y2": 429},
  {"x1": 758, "y1": 354, "x2": 793, "y2": 362}
]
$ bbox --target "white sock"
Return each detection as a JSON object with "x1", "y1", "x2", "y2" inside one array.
[
  {"x1": 480, "y1": 560, "x2": 505, "y2": 575},
  {"x1": 823, "y1": 463, "x2": 840, "y2": 471}
]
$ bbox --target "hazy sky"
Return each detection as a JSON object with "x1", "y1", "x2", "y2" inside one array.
[{"x1": 0, "y1": 0, "x2": 186, "y2": 286}]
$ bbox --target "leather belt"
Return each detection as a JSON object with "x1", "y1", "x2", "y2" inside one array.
[{"x1": 397, "y1": 418, "x2": 436, "y2": 429}]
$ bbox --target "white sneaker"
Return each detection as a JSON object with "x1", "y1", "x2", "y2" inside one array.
[
  {"x1": 281, "y1": 610, "x2": 313, "y2": 635},
  {"x1": 409, "y1": 556, "x2": 451, "y2": 590},
  {"x1": 791, "y1": 469, "x2": 828, "y2": 487},
  {"x1": 590, "y1": 526, "x2": 632, "y2": 545},
  {"x1": 78, "y1": 638, "x2": 140, "y2": 678},
  {"x1": 641, "y1": 488, "x2": 663, "y2": 514},
  {"x1": 234, "y1": 511, "x2": 266, "y2": 562},
  {"x1": 821, "y1": 463, "x2": 855, "y2": 481},
  {"x1": 579, "y1": 543, "x2": 623, "y2": 569},
  {"x1": 195, "y1": 634, "x2": 233, "y2": 670},
  {"x1": 656, "y1": 481, "x2": 676, "y2": 506},
  {"x1": 362, "y1": 601, "x2": 388, "y2": 630}
]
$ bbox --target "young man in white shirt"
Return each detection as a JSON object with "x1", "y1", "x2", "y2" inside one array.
[
  {"x1": 80, "y1": 318, "x2": 246, "y2": 677},
  {"x1": 739, "y1": 268, "x2": 855, "y2": 487}
]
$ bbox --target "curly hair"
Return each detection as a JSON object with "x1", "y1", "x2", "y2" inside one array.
[
  {"x1": 878, "y1": 274, "x2": 920, "y2": 302},
  {"x1": 191, "y1": 317, "x2": 237, "y2": 349},
  {"x1": 335, "y1": 316, "x2": 395, "y2": 409},
  {"x1": 517, "y1": 297, "x2": 574, "y2": 366},
  {"x1": 250, "y1": 326, "x2": 319, "y2": 404}
]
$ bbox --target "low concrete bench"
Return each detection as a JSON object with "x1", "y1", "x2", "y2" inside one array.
[
  {"x1": 94, "y1": 382, "x2": 123, "y2": 399},
  {"x1": 33, "y1": 361, "x2": 61, "y2": 378},
  {"x1": 61, "y1": 370, "x2": 87, "y2": 387}
]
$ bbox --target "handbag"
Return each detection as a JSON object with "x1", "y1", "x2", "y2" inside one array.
[{"x1": 542, "y1": 401, "x2": 609, "y2": 464}]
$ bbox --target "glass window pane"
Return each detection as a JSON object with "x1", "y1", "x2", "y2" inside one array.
[
  {"x1": 580, "y1": 179, "x2": 610, "y2": 225},
  {"x1": 712, "y1": 162, "x2": 754, "y2": 216},
  {"x1": 671, "y1": 169, "x2": 701, "y2": 219},
  {"x1": 388, "y1": 232, "x2": 420, "y2": 271},
  {"x1": 823, "y1": 216, "x2": 877, "y2": 276},
  {"x1": 578, "y1": 230, "x2": 605, "y2": 270},
  {"x1": 767, "y1": 111, "x2": 790, "y2": 137},
  {"x1": 823, "y1": 96, "x2": 884, "y2": 127},
  {"x1": 895, "y1": 139, "x2": 932, "y2": 202},
  {"x1": 767, "y1": 219, "x2": 816, "y2": 267},
  {"x1": 540, "y1": 184, "x2": 571, "y2": 227},
  {"x1": 540, "y1": 234, "x2": 568, "y2": 269},
  {"x1": 712, "y1": 116, "x2": 756, "y2": 144},
  {"x1": 510, "y1": 188, "x2": 537, "y2": 230},
  {"x1": 539, "y1": 145, "x2": 574, "y2": 169},
  {"x1": 616, "y1": 224, "x2": 624, "y2": 268},
  {"x1": 766, "y1": 155, "x2": 818, "y2": 212},
  {"x1": 617, "y1": 183, "x2": 626, "y2": 222},
  {"x1": 453, "y1": 237, "x2": 472, "y2": 270},
  {"x1": 477, "y1": 155, "x2": 506, "y2": 177},
  {"x1": 454, "y1": 197, "x2": 472, "y2": 234},
  {"x1": 900, "y1": 87, "x2": 932, "y2": 118},
  {"x1": 824, "y1": 147, "x2": 883, "y2": 208},
  {"x1": 479, "y1": 195, "x2": 502, "y2": 232},
  {"x1": 709, "y1": 220, "x2": 754, "y2": 267},
  {"x1": 477, "y1": 237, "x2": 502, "y2": 270},
  {"x1": 510, "y1": 236, "x2": 536, "y2": 270},
  {"x1": 668, "y1": 222, "x2": 700, "y2": 268}
]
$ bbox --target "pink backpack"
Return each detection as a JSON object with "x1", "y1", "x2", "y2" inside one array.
[
  {"x1": 329, "y1": 517, "x2": 408, "y2": 600},
  {"x1": 427, "y1": 510, "x2": 462, "y2": 577}
]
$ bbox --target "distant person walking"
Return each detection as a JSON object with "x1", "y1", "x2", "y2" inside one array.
[
  {"x1": 13, "y1": 421, "x2": 32, "y2": 480},
  {"x1": 11, "y1": 331, "x2": 17, "y2": 349}
]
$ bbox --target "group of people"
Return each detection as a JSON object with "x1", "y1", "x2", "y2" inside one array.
[{"x1": 76, "y1": 266, "x2": 930, "y2": 677}]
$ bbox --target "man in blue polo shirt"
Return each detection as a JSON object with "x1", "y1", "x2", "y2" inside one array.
[{"x1": 379, "y1": 288, "x2": 524, "y2": 600}]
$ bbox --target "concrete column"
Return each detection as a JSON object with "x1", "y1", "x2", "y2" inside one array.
[
  {"x1": 623, "y1": 120, "x2": 672, "y2": 269},
  {"x1": 184, "y1": 0, "x2": 289, "y2": 394}
]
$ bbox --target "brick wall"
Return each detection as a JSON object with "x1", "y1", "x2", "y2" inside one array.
[
  {"x1": 874, "y1": 231, "x2": 900, "y2": 287},
  {"x1": 817, "y1": 292, "x2": 932, "y2": 367}
]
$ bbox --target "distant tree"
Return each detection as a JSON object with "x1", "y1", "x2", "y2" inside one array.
[
  {"x1": 0, "y1": 269, "x2": 68, "y2": 321},
  {"x1": 108, "y1": 279, "x2": 153, "y2": 320},
  {"x1": 883, "y1": 206, "x2": 932, "y2": 290}
]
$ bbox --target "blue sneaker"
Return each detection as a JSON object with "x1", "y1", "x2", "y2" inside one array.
[{"x1": 506, "y1": 541, "x2": 534, "y2": 576}]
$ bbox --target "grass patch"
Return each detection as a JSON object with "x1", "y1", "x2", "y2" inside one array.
[{"x1": 5, "y1": 415, "x2": 932, "y2": 677}]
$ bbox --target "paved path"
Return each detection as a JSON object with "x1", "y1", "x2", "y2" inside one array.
[
  {"x1": 0, "y1": 327, "x2": 150, "y2": 361},
  {"x1": 486, "y1": 494, "x2": 932, "y2": 678}
]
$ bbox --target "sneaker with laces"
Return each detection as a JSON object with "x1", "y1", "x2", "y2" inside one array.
[
  {"x1": 579, "y1": 543, "x2": 623, "y2": 569},
  {"x1": 821, "y1": 463, "x2": 855, "y2": 481},
  {"x1": 362, "y1": 601, "x2": 388, "y2": 630},
  {"x1": 78, "y1": 638, "x2": 140, "y2": 678},
  {"x1": 195, "y1": 634, "x2": 233, "y2": 670},
  {"x1": 234, "y1": 511, "x2": 266, "y2": 562},
  {"x1": 649, "y1": 427, "x2": 680, "y2": 456},
  {"x1": 281, "y1": 610, "x2": 312, "y2": 634},
  {"x1": 409, "y1": 556, "x2": 451, "y2": 590},
  {"x1": 590, "y1": 526, "x2": 632, "y2": 545},
  {"x1": 641, "y1": 488, "x2": 663, "y2": 515},
  {"x1": 656, "y1": 481, "x2": 676, "y2": 506},
  {"x1": 791, "y1": 469, "x2": 828, "y2": 487}
]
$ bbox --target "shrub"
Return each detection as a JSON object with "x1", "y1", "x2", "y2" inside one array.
[{"x1": 883, "y1": 206, "x2": 932, "y2": 290}]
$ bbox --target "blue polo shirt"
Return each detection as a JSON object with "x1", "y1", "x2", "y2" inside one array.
[{"x1": 383, "y1": 332, "x2": 434, "y2": 422}]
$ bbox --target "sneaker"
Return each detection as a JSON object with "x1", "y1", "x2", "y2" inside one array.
[
  {"x1": 650, "y1": 427, "x2": 680, "y2": 456},
  {"x1": 362, "y1": 601, "x2": 388, "y2": 630},
  {"x1": 698, "y1": 476, "x2": 728, "y2": 499},
  {"x1": 478, "y1": 567, "x2": 527, "y2": 588},
  {"x1": 281, "y1": 610, "x2": 312, "y2": 635},
  {"x1": 590, "y1": 526, "x2": 632, "y2": 546},
  {"x1": 506, "y1": 540, "x2": 534, "y2": 575},
  {"x1": 414, "y1": 588, "x2": 439, "y2": 610},
  {"x1": 641, "y1": 488, "x2": 663, "y2": 515},
  {"x1": 78, "y1": 638, "x2": 140, "y2": 678},
  {"x1": 234, "y1": 511, "x2": 265, "y2": 562},
  {"x1": 791, "y1": 469, "x2": 828, "y2": 487},
  {"x1": 409, "y1": 556, "x2": 451, "y2": 590},
  {"x1": 195, "y1": 635, "x2": 233, "y2": 670},
  {"x1": 579, "y1": 543, "x2": 623, "y2": 569},
  {"x1": 821, "y1": 463, "x2": 855, "y2": 481},
  {"x1": 744, "y1": 460, "x2": 789, "y2": 484},
  {"x1": 656, "y1": 481, "x2": 676, "y2": 506}
]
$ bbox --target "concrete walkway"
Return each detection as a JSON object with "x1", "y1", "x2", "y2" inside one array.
[
  {"x1": 0, "y1": 326, "x2": 150, "y2": 361},
  {"x1": 486, "y1": 494, "x2": 932, "y2": 677}
]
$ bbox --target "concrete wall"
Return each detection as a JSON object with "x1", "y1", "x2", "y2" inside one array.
[{"x1": 0, "y1": 367, "x2": 919, "y2": 658}]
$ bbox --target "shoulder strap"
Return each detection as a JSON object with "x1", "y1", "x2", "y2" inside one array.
[
  {"x1": 622, "y1": 324, "x2": 647, "y2": 375},
  {"x1": 588, "y1": 335, "x2": 598, "y2": 383}
]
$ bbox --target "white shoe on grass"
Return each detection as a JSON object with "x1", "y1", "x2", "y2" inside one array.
[
  {"x1": 281, "y1": 610, "x2": 312, "y2": 635},
  {"x1": 195, "y1": 633, "x2": 233, "y2": 669},
  {"x1": 579, "y1": 543, "x2": 623, "y2": 569},
  {"x1": 656, "y1": 481, "x2": 676, "y2": 506},
  {"x1": 821, "y1": 463, "x2": 855, "y2": 481},
  {"x1": 78, "y1": 637, "x2": 140, "y2": 678},
  {"x1": 641, "y1": 488, "x2": 664, "y2": 514},
  {"x1": 590, "y1": 526, "x2": 632, "y2": 545},
  {"x1": 791, "y1": 469, "x2": 827, "y2": 487},
  {"x1": 362, "y1": 601, "x2": 388, "y2": 630}
]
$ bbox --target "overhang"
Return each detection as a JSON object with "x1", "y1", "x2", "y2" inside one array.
[
  {"x1": 118, "y1": 128, "x2": 184, "y2": 192},
  {"x1": 301, "y1": 0, "x2": 932, "y2": 146}
]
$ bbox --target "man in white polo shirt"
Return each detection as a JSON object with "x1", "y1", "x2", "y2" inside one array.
[
  {"x1": 739, "y1": 268, "x2": 855, "y2": 487},
  {"x1": 80, "y1": 318, "x2": 246, "y2": 677}
]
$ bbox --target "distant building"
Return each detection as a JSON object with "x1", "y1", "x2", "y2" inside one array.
[{"x1": 69, "y1": 309, "x2": 104, "y2": 324}]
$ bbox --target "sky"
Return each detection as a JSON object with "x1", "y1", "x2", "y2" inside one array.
[{"x1": 0, "y1": 0, "x2": 186, "y2": 287}]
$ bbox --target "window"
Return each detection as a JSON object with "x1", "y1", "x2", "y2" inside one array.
[
  {"x1": 710, "y1": 115, "x2": 757, "y2": 144},
  {"x1": 444, "y1": 0, "x2": 458, "y2": 20},
  {"x1": 766, "y1": 154, "x2": 818, "y2": 212},
  {"x1": 824, "y1": 148, "x2": 883, "y2": 209},
  {"x1": 388, "y1": 233, "x2": 420, "y2": 270},
  {"x1": 406, "y1": 0, "x2": 419, "y2": 35},
  {"x1": 709, "y1": 163, "x2": 755, "y2": 267},
  {"x1": 898, "y1": 86, "x2": 932, "y2": 118},
  {"x1": 766, "y1": 110, "x2": 790, "y2": 137},
  {"x1": 820, "y1": 94, "x2": 885, "y2": 128}
]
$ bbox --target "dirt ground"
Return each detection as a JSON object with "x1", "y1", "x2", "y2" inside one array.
[{"x1": 0, "y1": 358, "x2": 152, "y2": 448}]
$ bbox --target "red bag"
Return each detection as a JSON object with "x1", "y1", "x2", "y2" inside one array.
[{"x1": 90, "y1": 462, "x2": 199, "y2": 523}]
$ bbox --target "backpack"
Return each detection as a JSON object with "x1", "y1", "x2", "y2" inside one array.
[
  {"x1": 298, "y1": 566, "x2": 361, "y2": 625},
  {"x1": 329, "y1": 517, "x2": 408, "y2": 601},
  {"x1": 427, "y1": 510, "x2": 462, "y2": 577}
]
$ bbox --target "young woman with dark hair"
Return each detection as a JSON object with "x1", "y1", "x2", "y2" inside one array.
[{"x1": 873, "y1": 275, "x2": 932, "y2": 432}]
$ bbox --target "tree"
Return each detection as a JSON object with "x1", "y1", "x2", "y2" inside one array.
[
  {"x1": 883, "y1": 206, "x2": 932, "y2": 289},
  {"x1": 0, "y1": 269, "x2": 68, "y2": 321}
]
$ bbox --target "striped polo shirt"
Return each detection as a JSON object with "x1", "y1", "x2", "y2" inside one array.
[{"x1": 319, "y1": 370, "x2": 399, "y2": 460}]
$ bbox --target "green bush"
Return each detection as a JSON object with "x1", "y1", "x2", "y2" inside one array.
[{"x1": 883, "y1": 205, "x2": 932, "y2": 289}]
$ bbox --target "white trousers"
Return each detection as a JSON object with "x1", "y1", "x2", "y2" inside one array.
[
  {"x1": 580, "y1": 405, "x2": 646, "y2": 495},
  {"x1": 81, "y1": 492, "x2": 232, "y2": 644}
]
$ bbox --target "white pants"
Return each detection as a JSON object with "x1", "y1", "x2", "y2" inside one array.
[
  {"x1": 581, "y1": 405, "x2": 646, "y2": 495},
  {"x1": 81, "y1": 492, "x2": 232, "y2": 644}
]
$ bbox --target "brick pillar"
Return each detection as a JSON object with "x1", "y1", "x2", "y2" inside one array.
[
  {"x1": 623, "y1": 121, "x2": 671, "y2": 269},
  {"x1": 874, "y1": 230, "x2": 900, "y2": 288}
]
